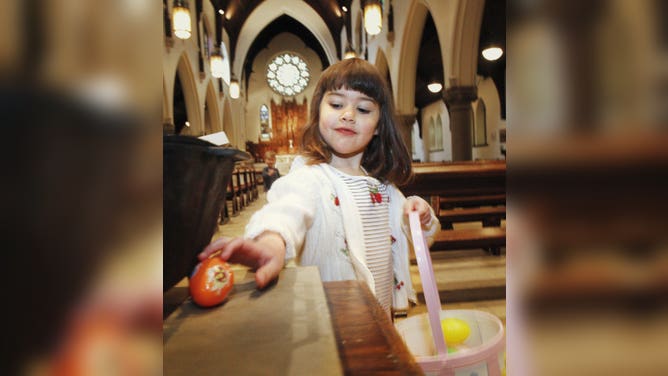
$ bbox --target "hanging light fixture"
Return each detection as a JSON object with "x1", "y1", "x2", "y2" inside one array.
[
  {"x1": 364, "y1": 0, "x2": 382, "y2": 36},
  {"x1": 427, "y1": 82, "x2": 443, "y2": 93},
  {"x1": 172, "y1": 0, "x2": 191, "y2": 40},
  {"x1": 229, "y1": 77, "x2": 240, "y2": 99},
  {"x1": 210, "y1": 47, "x2": 224, "y2": 78},
  {"x1": 482, "y1": 46, "x2": 503, "y2": 61}
]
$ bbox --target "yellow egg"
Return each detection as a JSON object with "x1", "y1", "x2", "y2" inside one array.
[{"x1": 440, "y1": 318, "x2": 471, "y2": 345}]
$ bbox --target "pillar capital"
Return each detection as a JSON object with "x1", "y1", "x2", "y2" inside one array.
[{"x1": 443, "y1": 86, "x2": 478, "y2": 107}]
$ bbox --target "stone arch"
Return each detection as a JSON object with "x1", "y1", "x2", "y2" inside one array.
[
  {"x1": 163, "y1": 74, "x2": 171, "y2": 124},
  {"x1": 233, "y1": 0, "x2": 337, "y2": 79},
  {"x1": 204, "y1": 80, "x2": 222, "y2": 134},
  {"x1": 447, "y1": 0, "x2": 484, "y2": 86},
  {"x1": 474, "y1": 98, "x2": 487, "y2": 146},
  {"x1": 222, "y1": 97, "x2": 235, "y2": 145},
  {"x1": 175, "y1": 53, "x2": 203, "y2": 135},
  {"x1": 396, "y1": 2, "x2": 429, "y2": 115},
  {"x1": 201, "y1": 13, "x2": 215, "y2": 61},
  {"x1": 354, "y1": 9, "x2": 364, "y2": 53},
  {"x1": 374, "y1": 48, "x2": 391, "y2": 92}
]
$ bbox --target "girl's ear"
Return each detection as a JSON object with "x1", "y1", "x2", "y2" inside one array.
[{"x1": 374, "y1": 127, "x2": 379, "y2": 135}]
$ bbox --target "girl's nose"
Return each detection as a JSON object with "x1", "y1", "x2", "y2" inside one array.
[{"x1": 340, "y1": 107, "x2": 355, "y2": 122}]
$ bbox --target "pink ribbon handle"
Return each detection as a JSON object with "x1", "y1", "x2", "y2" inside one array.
[{"x1": 409, "y1": 211, "x2": 448, "y2": 356}]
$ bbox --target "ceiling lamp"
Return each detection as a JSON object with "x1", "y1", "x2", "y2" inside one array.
[
  {"x1": 172, "y1": 0, "x2": 192, "y2": 40},
  {"x1": 482, "y1": 46, "x2": 503, "y2": 61},
  {"x1": 427, "y1": 82, "x2": 443, "y2": 93},
  {"x1": 210, "y1": 48, "x2": 224, "y2": 78},
  {"x1": 229, "y1": 78, "x2": 240, "y2": 99},
  {"x1": 364, "y1": 0, "x2": 382, "y2": 36}
]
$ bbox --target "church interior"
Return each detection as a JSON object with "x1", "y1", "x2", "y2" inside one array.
[{"x1": 3, "y1": 0, "x2": 666, "y2": 375}]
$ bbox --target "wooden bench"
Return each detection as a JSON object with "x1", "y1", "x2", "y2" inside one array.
[
  {"x1": 438, "y1": 193, "x2": 506, "y2": 209},
  {"x1": 438, "y1": 205, "x2": 506, "y2": 228},
  {"x1": 432, "y1": 227, "x2": 506, "y2": 255},
  {"x1": 401, "y1": 161, "x2": 506, "y2": 255}
]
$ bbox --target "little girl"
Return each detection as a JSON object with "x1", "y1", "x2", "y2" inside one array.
[{"x1": 200, "y1": 58, "x2": 439, "y2": 315}]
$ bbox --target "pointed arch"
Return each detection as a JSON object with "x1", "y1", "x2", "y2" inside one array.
[
  {"x1": 428, "y1": 117, "x2": 436, "y2": 151},
  {"x1": 204, "y1": 80, "x2": 222, "y2": 134},
  {"x1": 163, "y1": 74, "x2": 171, "y2": 124},
  {"x1": 233, "y1": 0, "x2": 337, "y2": 79},
  {"x1": 435, "y1": 114, "x2": 444, "y2": 150},
  {"x1": 396, "y1": 2, "x2": 428, "y2": 115},
  {"x1": 222, "y1": 97, "x2": 235, "y2": 146},
  {"x1": 473, "y1": 98, "x2": 486, "y2": 146},
  {"x1": 175, "y1": 53, "x2": 203, "y2": 135},
  {"x1": 374, "y1": 49, "x2": 392, "y2": 94},
  {"x1": 448, "y1": 0, "x2": 485, "y2": 86}
]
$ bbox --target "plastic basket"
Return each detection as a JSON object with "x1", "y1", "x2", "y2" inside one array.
[{"x1": 394, "y1": 212, "x2": 505, "y2": 376}]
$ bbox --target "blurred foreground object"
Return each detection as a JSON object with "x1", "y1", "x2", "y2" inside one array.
[
  {"x1": 507, "y1": 0, "x2": 668, "y2": 375},
  {"x1": 1, "y1": 0, "x2": 161, "y2": 374}
]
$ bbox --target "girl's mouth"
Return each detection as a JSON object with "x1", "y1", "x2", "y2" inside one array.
[{"x1": 335, "y1": 128, "x2": 356, "y2": 136}]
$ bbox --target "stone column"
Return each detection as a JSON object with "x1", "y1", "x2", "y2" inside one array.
[
  {"x1": 395, "y1": 113, "x2": 417, "y2": 156},
  {"x1": 443, "y1": 86, "x2": 477, "y2": 161}
]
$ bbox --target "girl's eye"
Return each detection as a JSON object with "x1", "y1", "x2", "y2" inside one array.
[
  {"x1": 329, "y1": 102, "x2": 342, "y2": 109},
  {"x1": 357, "y1": 107, "x2": 371, "y2": 114}
]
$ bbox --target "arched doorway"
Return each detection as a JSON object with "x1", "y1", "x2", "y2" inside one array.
[{"x1": 174, "y1": 54, "x2": 202, "y2": 135}]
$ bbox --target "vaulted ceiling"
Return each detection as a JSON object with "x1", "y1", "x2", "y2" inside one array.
[{"x1": 207, "y1": 0, "x2": 505, "y2": 116}]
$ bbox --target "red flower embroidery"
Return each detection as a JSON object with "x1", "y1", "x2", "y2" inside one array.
[
  {"x1": 390, "y1": 235, "x2": 396, "y2": 244},
  {"x1": 369, "y1": 186, "x2": 382, "y2": 203},
  {"x1": 331, "y1": 194, "x2": 340, "y2": 206}
]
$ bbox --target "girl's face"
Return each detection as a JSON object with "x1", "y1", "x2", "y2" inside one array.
[{"x1": 318, "y1": 88, "x2": 380, "y2": 160}]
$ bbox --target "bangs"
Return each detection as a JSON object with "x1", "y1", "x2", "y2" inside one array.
[{"x1": 319, "y1": 60, "x2": 387, "y2": 104}]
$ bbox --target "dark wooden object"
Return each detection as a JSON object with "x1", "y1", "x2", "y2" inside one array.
[
  {"x1": 163, "y1": 269, "x2": 422, "y2": 375},
  {"x1": 438, "y1": 194, "x2": 506, "y2": 209},
  {"x1": 401, "y1": 161, "x2": 506, "y2": 198},
  {"x1": 323, "y1": 280, "x2": 423, "y2": 375},
  {"x1": 401, "y1": 161, "x2": 506, "y2": 255},
  {"x1": 438, "y1": 206, "x2": 506, "y2": 228},
  {"x1": 432, "y1": 228, "x2": 506, "y2": 255},
  {"x1": 163, "y1": 136, "x2": 250, "y2": 291}
]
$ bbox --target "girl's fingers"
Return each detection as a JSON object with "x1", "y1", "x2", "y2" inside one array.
[
  {"x1": 198, "y1": 237, "x2": 232, "y2": 260},
  {"x1": 254, "y1": 256, "x2": 283, "y2": 289}
]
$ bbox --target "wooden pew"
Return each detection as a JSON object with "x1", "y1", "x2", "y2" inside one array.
[
  {"x1": 433, "y1": 227, "x2": 506, "y2": 255},
  {"x1": 400, "y1": 160, "x2": 506, "y2": 255},
  {"x1": 438, "y1": 205, "x2": 506, "y2": 228},
  {"x1": 402, "y1": 160, "x2": 506, "y2": 198}
]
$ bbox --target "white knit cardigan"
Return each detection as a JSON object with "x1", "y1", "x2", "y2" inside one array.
[{"x1": 245, "y1": 157, "x2": 439, "y2": 310}]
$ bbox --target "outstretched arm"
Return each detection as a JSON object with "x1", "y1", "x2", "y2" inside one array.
[{"x1": 198, "y1": 231, "x2": 286, "y2": 289}]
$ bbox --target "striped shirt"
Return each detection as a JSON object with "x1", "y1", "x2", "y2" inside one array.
[{"x1": 334, "y1": 169, "x2": 393, "y2": 313}]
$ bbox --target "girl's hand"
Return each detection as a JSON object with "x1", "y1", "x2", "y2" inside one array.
[
  {"x1": 404, "y1": 196, "x2": 433, "y2": 228},
  {"x1": 198, "y1": 232, "x2": 286, "y2": 289}
]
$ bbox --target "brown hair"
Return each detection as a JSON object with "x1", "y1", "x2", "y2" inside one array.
[{"x1": 300, "y1": 58, "x2": 412, "y2": 185}]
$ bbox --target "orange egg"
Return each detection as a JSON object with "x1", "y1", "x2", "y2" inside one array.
[{"x1": 189, "y1": 257, "x2": 234, "y2": 307}]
